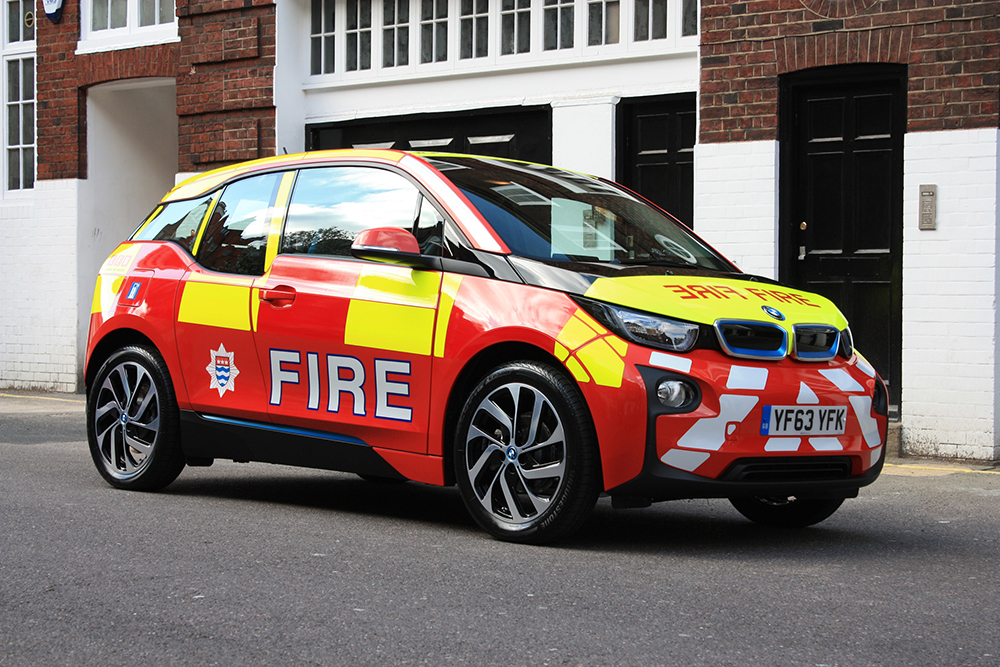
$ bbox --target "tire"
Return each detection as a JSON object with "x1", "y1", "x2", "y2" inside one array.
[
  {"x1": 729, "y1": 496, "x2": 844, "y2": 528},
  {"x1": 454, "y1": 361, "x2": 601, "y2": 544},
  {"x1": 87, "y1": 345, "x2": 185, "y2": 491}
]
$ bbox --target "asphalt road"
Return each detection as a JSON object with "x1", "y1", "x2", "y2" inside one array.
[{"x1": 2, "y1": 390, "x2": 999, "y2": 667}]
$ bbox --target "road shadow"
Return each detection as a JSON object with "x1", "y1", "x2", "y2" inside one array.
[
  {"x1": 165, "y1": 466, "x2": 479, "y2": 532},
  {"x1": 159, "y1": 465, "x2": 909, "y2": 559}
]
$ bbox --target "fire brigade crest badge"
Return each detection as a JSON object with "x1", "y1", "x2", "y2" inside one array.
[{"x1": 206, "y1": 344, "x2": 240, "y2": 397}]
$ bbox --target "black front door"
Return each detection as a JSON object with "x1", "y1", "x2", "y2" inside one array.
[
  {"x1": 780, "y1": 65, "x2": 905, "y2": 415},
  {"x1": 307, "y1": 106, "x2": 552, "y2": 164},
  {"x1": 617, "y1": 94, "x2": 696, "y2": 227}
]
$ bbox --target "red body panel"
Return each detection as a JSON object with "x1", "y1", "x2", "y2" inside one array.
[
  {"x1": 253, "y1": 255, "x2": 437, "y2": 454},
  {"x1": 649, "y1": 350, "x2": 886, "y2": 478},
  {"x1": 87, "y1": 243, "x2": 193, "y2": 407}
]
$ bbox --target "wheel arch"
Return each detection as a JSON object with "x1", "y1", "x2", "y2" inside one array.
[
  {"x1": 86, "y1": 328, "x2": 160, "y2": 393},
  {"x1": 440, "y1": 340, "x2": 601, "y2": 487}
]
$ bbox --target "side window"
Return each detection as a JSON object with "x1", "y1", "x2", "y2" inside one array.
[
  {"x1": 413, "y1": 195, "x2": 446, "y2": 256},
  {"x1": 281, "y1": 166, "x2": 422, "y2": 258},
  {"x1": 196, "y1": 173, "x2": 283, "y2": 276},
  {"x1": 132, "y1": 195, "x2": 214, "y2": 253}
]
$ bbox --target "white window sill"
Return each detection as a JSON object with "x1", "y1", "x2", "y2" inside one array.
[
  {"x1": 0, "y1": 191, "x2": 36, "y2": 205},
  {"x1": 302, "y1": 45, "x2": 697, "y2": 92},
  {"x1": 75, "y1": 27, "x2": 179, "y2": 56}
]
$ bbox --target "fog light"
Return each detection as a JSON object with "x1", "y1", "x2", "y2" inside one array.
[{"x1": 657, "y1": 379, "x2": 693, "y2": 408}]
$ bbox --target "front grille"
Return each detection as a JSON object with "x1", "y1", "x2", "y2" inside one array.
[
  {"x1": 714, "y1": 320, "x2": 788, "y2": 360},
  {"x1": 792, "y1": 325, "x2": 840, "y2": 362},
  {"x1": 721, "y1": 456, "x2": 853, "y2": 482}
]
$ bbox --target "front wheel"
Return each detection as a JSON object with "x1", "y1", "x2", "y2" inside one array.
[
  {"x1": 87, "y1": 345, "x2": 185, "y2": 491},
  {"x1": 729, "y1": 496, "x2": 844, "y2": 528},
  {"x1": 454, "y1": 361, "x2": 601, "y2": 544}
]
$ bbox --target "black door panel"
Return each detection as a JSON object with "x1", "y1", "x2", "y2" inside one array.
[
  {"x1": 780, "y1": 66, "x2": 905, "y2": 415},
  {"x1": 617, "y1": 94, "x2": 695, "y2": 227}
]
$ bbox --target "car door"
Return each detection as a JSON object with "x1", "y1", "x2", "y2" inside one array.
[
  {"x1": 173, "y1": 171, "x2": 285, "y2": 419},
  {"x1": 252, "y1": 164, "x2": 443, "y2": 454}
]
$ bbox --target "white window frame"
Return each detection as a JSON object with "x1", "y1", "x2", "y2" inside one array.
[
  {"x1": 77, "y1": 0, "x2": 179, "y2": 55},
  {"x1": 3, "y1": 0, "x2": 34, "y2": 197},
  {"x1": 305, "y1": 0, "x2": 696, "y2": 86}
]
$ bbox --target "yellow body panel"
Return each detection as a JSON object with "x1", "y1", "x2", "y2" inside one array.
[
  {"x1": 555, "y1": 309, "x2": 629, "y2": 388},
  {"x1": 90, "y1": 275, "x2": 103, "y2": 315},
  {"x1": 434, "y1": 274, "x2": 464, "y2": 358},
  {"x1": 576, "y1": 338, "x2": 626, "y2": 388},
  {"x1": 345, "y1": 300, "x2": 436, "y2": 356},
  {"x1": 556, "y1": 312, "x2": 601, "y2": 350},
  {"x1": 354, "y1": 265, "x2": 442, "y2": 308},
  {"x1": 264, "y1": 173, "x2": 296, "y2": 272},
  {"x1": 345, "y1": 265, "x2": 442, "y2": 356},
  {"x1": 177, "y1": 282, "x2": 252, "y2": 331}
]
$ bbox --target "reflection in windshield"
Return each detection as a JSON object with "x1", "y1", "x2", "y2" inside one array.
[{"x1": 427, "y1": 156, "x2": 731, "y2": 271}]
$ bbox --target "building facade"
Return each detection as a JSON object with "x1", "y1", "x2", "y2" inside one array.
[{"x1": 0, "y1": 0, "x2": 997, "y2": 461}]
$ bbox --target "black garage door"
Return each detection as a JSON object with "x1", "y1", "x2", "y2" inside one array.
[{"x1": 307, "y1": 106, "x2": 552, "y2": 164}]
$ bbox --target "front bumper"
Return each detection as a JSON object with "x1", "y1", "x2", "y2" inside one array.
[
  {"x1": 608, "y1": 448, "x2": 884, "y2": 503},
  {"x1": 607, "y1": 354, "x2": 888, "y2": 503}
]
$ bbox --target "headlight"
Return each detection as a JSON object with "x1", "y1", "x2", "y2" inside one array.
[
  {"x1": 575, "y1": 298, "x2": 699, "y2": 353},
  {"x1": 838, "y1": 327, "x2": 854, "y2": 360}
]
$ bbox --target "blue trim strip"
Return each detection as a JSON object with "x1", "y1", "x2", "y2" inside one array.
[
  {"x1": 714, "y1": 320, "x2": 789, "y2": 361},
  {"x1": 199, "y1": 413, "x2": 368, "y2": 447}
]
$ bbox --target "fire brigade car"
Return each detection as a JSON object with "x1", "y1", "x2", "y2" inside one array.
[{"x1": 85, "y1": 150, "x2": 887, "y2": 543}]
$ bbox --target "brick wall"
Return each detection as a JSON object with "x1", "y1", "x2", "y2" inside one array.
[
  {"x1": 176, "y1": 0, "x2": 276, "y2": 170},
  {"x1": 700, "y1": 0, "x2": 1000, "y2": 142},
  {"x1": 36, "y1": 3, "x2": 177, "y2": 180},
  {"x1": 35, "y1": 0, "x2": 276, "y2": 180}
]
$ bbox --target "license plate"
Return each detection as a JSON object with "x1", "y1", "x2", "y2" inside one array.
[{"x1": 761, "y1": 405, "x2": 847, "y2": 436}]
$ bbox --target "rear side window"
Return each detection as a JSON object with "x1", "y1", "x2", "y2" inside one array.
[
  {"x1": 132, "y1": 196, "x2": 214, "y2": 253},
  {"x1": 281, "y1": 166, "x2": 422, "y2": 257},
  {"x1": 196, "y1": 173, "x2": 283, "y2": 276}
]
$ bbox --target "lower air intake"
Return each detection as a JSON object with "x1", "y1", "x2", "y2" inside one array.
[{"x1": 721, "y1": 456, "x2": 853, "y2": 482}]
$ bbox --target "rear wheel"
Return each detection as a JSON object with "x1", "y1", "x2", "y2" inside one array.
[
  {"x1": 729, "y1": 496, "x2": 844, "y2": 528},
  {"x1": 454, "y1": 361, "x2": 600, "y2": 544},
  {"x1": 87, "y1": 345, "x2": 185, "y2": 491}
]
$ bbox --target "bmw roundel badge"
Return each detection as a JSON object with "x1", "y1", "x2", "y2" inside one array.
[{"x1": 762, "y1": 305, "x2": 785, "y2": 321}]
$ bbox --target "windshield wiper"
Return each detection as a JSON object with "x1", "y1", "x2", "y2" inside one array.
[{"x1": 616, "y1": 257, "x2": 696, "y2": 268}]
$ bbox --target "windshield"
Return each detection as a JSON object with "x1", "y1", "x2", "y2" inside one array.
[{"x1": 423, "y1": 155, "x2": 734, "y2": 272}]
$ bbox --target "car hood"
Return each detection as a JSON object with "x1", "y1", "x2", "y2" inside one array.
[{"x1": 583, "y1": 274, "x2": 849, "y2": 330}]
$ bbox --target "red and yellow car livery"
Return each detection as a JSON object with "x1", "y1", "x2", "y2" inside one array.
[{"x1": 85, "y1": 150, "x2": 887, "y2": 543}]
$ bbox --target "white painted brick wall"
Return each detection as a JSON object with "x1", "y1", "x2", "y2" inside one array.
[
  {"x1": 901, "y1": 128, "x2": 1000, "y2": 461},
  {"x1": 693, "y1": 140, "x2": 779, "y2": 278},
  {"x1": 694, "y1": 131, "x2": 1000, "y2": 462},
  {"x1": 0, "y1": 180, "x2": 80, "y2": 392}
]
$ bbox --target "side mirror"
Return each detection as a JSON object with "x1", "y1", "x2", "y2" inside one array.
[{"x1": 351, "y1": 227, "x2": 439, "y2": 270}]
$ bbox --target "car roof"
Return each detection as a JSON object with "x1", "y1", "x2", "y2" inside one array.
[{"x1": 164, "y1": 149, "x2": 409, "y2": 202}]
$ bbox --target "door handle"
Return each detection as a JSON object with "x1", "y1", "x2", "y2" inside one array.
[
  {"x1": 798, "y1": 245, "x2": 806, "y2": 261},
  {"x1": 259, "y1": 286, "x2": 297, "y2": 304}
]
